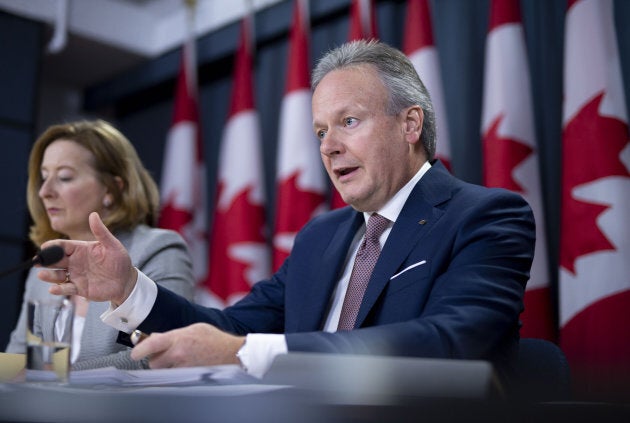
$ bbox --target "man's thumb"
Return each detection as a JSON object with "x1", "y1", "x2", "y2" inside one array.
[{"x1": 89, "y1": 212, "x2": 118, "y2": 247}]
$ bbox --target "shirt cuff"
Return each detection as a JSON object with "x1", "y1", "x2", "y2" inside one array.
[
  {"x1": 237, "y1": 333, "x2": 288, "y2": 379},
  {"x1": 100, "y1": 269, "x2": 157, "y2": 333}
]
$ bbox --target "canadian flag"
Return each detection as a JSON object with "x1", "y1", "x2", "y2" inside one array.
[
  {"x1": 348, "y1": 0, "x2": 378, "y2": 41},
  {"x1": 330, "y1": 0, "x2": 379, "y2": 210},
  {"x1": 560, "y1": 0, "x2": 630, "y2": 398},
  {"x1": 200, "y1": 15, "x2": 270, "y2": 308},
  {"x1": 402, "y1": 0, "x2": 452, "y2": 172},
  {"x1": 158, "y1": 12, "x2": 208, "y2": 295},
  {"x1": 480, "y1": 0, "x2": 554, "y2": 341},
  {"x1": 273, "y1": 0, "x2": 327, "y2": 272}
]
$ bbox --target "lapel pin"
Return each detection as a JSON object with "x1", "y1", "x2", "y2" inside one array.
[{"x1": 418, "y1": 219, "x2": 427, "y2": 225}]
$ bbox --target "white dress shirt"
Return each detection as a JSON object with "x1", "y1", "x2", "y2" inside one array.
[{"x1": 102, "y1": 161, "x2": 431, "y2": 378}]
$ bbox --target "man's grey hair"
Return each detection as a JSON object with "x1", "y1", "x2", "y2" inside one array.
[{"x1": 311, "y1": 39, "x2": 436, "y2": 161}]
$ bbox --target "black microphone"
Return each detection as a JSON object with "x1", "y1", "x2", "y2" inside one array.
[{"x1": 0, "y1": 245, "x2": 65, "y2": 278}]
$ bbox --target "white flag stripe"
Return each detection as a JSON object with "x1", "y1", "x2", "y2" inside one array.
[
  {"x1": 481, "y1": 25, "x2": 536, "y2": 145},
  {"x1": 408, "y1": 48, "x2": 451, "y2": 163},
  {"x1": 277, "y1": 89, "x2": 325, "y2": 191},
  {"x1": 559, "y1": 0, "x2": 630, "y2": 326},
  {"x1": 563, "y1": 0, "x2": 627, "y2": 125},
  {"x1": 559, "y1": 175, "x2": 630, "y2": 324},
  {"x1": 218, "y1": 110, "x2": 265, "y2": 210},
  {"x1": 481, "y1": 8, "x2": 549, "y2": 294},
  {"x1": 160, "y1": 122, "x2": 197, "y2": 207}
]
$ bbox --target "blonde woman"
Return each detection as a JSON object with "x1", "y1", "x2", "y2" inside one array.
[{"x1": 6, "y1": 119, "x2": 194, "y2": 370}]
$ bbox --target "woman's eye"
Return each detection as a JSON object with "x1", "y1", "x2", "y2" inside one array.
[{"x1": 58, "y1": 172, "x2": 74, "y2": 182}]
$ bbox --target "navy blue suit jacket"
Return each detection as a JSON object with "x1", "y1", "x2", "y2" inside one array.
[{"x1": 139, "y1": 161, "x2": 535, "y2": 373}]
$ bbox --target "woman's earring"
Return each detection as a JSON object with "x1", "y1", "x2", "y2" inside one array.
[{"x1": 103, "y1": 197, "x2": 112, "y2": 208}]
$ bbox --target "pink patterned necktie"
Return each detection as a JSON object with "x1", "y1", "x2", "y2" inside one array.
[{"x1": 337, "y1": 213, "x2": 390, "y2": 331}]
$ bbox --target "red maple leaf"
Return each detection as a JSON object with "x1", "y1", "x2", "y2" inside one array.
[
  {"x1": 203, "y1": 183, "x2": 267, "y2": 302},
  {"x1": 560, "y1": 93, "x2": 630, "y2": 274},
  {"x1": 482, "y1": 115, "x2": 534, "y2": 192},
  {"x1": 158, "y1": 194, "x2": 193, "y2": 233},
  {"x1": 273, "y1": 172, "x2": 326, "y2": 270}
]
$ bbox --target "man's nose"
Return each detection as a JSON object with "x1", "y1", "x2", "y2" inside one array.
[{"x1": 320, "y1": 130, "x2": 343, "y2": 157}]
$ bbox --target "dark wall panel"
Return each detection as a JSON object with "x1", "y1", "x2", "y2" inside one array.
[
  {"x1": 0, "y1": 12, "x2": 43, "y2": 349},
  {"x1": 0, "y1": 13, "x2": 41, "y2": 126}
]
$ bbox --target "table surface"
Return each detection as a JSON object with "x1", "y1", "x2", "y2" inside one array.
[{"x1": 1, "y1": 352, "x2": 628, "y2": 423}]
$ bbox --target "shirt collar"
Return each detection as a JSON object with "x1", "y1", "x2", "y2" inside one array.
[{"x1": 362, "y1": 160, "x2": 432, "y2": 224}]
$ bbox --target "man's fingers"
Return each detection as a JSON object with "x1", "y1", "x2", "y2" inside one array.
[
  {"x1": 37, "y1": 268, "x2": 77, "y2": 296},
  {"x1": 37, "y1": 268, "x2": 69, "y2": 284},
  {"x1": 47, "y1": 281, "x2": 78, "y2": 297},
  {"x1": 130, "y1": 332, "x2": 168, "y2": 362}
]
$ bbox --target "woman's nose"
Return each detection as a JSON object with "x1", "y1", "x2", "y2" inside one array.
[{"x1": 39, "y1": 178, "x2": 54, "y2": 198}]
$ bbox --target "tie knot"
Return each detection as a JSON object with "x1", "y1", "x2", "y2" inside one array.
[{"x1": 365, "y1": 213, "x2": 389, "y2": 241}]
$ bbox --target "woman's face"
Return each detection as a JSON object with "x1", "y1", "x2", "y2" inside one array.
[{"x1": 38, "y1": 139, "x2": 110, "y2": 240}]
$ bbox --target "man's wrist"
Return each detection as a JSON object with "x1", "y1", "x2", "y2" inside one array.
[
  {"x1": 114, "y1": 267, "x2": 138, "y2": 307},
  {"x1": 101, "y1": 269, "x2": 157, "y2": 332},
  {"x1": 235, "y1": 337, "x2": 248, "y2": 371},
  {"x1": 234, "y1": 334, "x2": 288, "y2": 379}
]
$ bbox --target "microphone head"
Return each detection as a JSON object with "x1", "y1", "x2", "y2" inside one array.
[{"x1": 35, "y1": 245, "x2": 65, "y2": 266}]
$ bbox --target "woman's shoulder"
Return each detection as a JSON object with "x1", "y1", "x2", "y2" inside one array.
[
  {"x1": 23, "y1": 267, "x2": 55, "y2": 299},
  {"x1": 117, "y1": 225, "x2": 188, "y2": 252}
]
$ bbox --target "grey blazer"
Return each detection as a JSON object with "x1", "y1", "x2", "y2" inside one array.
[{"x1": 5, "y1": 225, "x2": 195, "y2": 370}]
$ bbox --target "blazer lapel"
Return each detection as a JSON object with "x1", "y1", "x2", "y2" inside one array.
[
  {"x1": 354, "y1": 162, "x2": 454, "y2": 327},
  {"x1": 76, "y1": 301, "x2": 109, "y2": 361}
]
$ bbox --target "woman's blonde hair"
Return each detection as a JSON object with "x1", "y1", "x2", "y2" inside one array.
[{"x1": 27, "y1": 119, "x2": 160, "y2": 246}]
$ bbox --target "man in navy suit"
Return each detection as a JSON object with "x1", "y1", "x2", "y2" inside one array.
[{"x1": 41, "y1": 40, "x2": 535, "y2": 379}]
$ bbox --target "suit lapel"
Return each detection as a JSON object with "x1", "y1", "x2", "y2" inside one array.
[
  {"x1": 294, "y1": 210, "x2": 364, "y2": 331},
  {"x1": 355, "y1": 162, "x2": 454, "y2": 327}
]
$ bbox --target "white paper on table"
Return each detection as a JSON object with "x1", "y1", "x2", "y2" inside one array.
[{"x1": 69, "y1": 364, "x2": 259, "y2": 387}]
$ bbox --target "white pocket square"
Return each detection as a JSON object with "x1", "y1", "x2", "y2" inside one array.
[{"x1": 390, "y1": 260, "x2": 427, "y2": 280}]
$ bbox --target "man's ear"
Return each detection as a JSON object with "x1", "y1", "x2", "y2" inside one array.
[{"x1": 403, "y1": 106, "x2": 424, "y2": 145}]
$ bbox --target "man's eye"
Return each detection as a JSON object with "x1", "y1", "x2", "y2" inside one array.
[
  {"x1": 316, "y1": 130, "x2": 327, "y2": 140},
  {"x1": 344, "y1": 117, "x2": 357, "y2": 127}
]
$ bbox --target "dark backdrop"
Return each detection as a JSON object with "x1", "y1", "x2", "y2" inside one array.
[{"x1": 0, "y1": 11, "x2": 42, "y2": 350}]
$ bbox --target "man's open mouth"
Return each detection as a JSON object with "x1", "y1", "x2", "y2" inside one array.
[{"x1": 336, "y1": 167, "x2": 358, "y2": 177}]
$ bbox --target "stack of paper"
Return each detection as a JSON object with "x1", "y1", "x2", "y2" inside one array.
[{"x1": 69, "y1": 364, "x2": 258, "y2": 387}]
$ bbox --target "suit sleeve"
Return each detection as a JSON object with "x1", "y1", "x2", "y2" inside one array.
[{"x1": 138, "y1": 271, "x2": 286, "y2": 336}]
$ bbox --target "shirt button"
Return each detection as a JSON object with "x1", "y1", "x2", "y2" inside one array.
[{"x1": 120, "y1": 317, "x2": 128, "y2": 324}]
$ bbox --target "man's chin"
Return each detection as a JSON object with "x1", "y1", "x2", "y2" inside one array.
[
  {"x1": 338, "y1": 192, "x2": 364, "y2": 211},
  {"x1": 335, "y1": 188, "x2": 350, "y2": 203}
]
